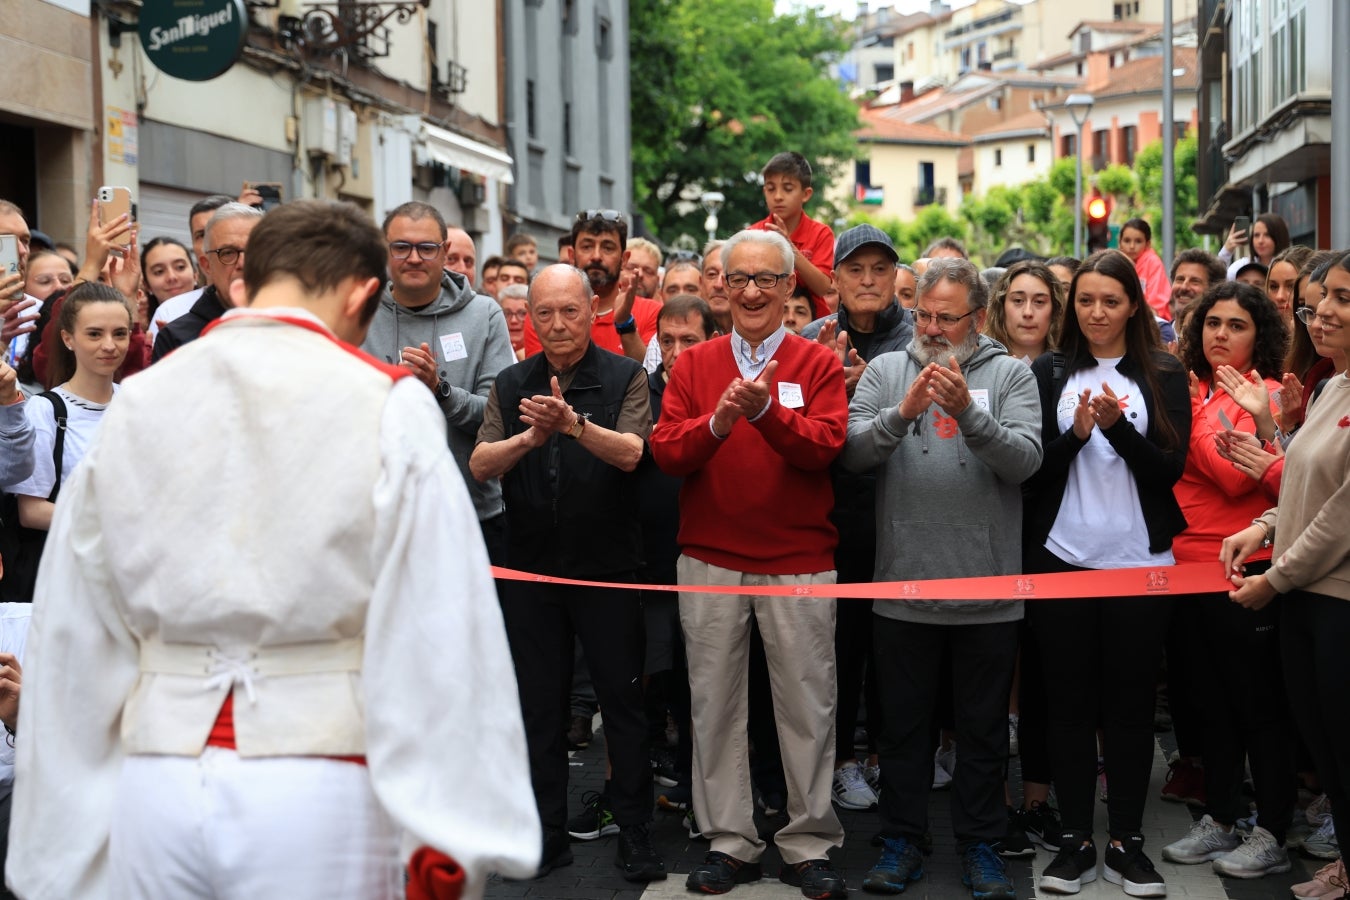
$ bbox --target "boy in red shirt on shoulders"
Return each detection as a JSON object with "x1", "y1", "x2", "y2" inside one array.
[{"x1": 751, "y1": 151, "x2": 834, "y2": 320}]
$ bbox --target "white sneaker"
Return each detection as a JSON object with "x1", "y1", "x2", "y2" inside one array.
[
  {"x1": 1212, "y1": 825, "x2": 1292, "y2": 878},
  {"x1": 1162, "y1": 814, "x2": 1241, "y2": 864},
  {"x1": 932, "y1": 744, "x2": 955, "y2": 790},
  {"x1": 862, "y1": 761, "x2": 881, "y2": 791},
  {"x1": 1304, "y1": 816, "x2": 1342, "y2": 860},
  {"x1": 832, "y1": 761, "x2": 878, "y2": 810},
  {"x1": 1308, "y1": 794, "x2": 1333, "y2": 827}
]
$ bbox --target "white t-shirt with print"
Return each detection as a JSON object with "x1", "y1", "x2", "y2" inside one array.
[
  {"x1": 5, "y1": 385, "x2": 118, "y2": 498},
  {"x1": 1045, "y1": 357, "x2": 1174, "y2": 569}
]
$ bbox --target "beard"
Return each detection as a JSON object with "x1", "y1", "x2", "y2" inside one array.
[
  {"x1": 912, "y1": 327, "x2": 980, "y2": 367},
  {"x1": 586, "y1": 261, "x2": 620, "y2": 291}
]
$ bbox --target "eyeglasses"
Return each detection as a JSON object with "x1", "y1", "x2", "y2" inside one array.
[
  {"x1": 575, "y1": 209, "x2": 625, "y2": 224},
  {"x1": 913, "y1": 309, "x2": 976, "y2": 331},
  {"x1": 389, "y1": 241, "x2": 444, "y2": 260},
  {"x1": 1294, "y1": 305, "x2": 1335, "y2": 328},
  {"x1": 725, "y1": 271, "x2": 791, "y2": 291},
  {"x1": 502, "y1": 309, "x2": 529, "y2": 320},
  {"x1": 207, "y1": 246, "x2": 246, "y2": 266}
]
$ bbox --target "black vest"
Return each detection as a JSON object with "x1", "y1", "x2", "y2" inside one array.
[{"x1": 496, "y1": 343, "x2": 644, "y2": 577}]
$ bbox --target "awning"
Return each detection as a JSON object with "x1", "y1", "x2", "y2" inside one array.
[{"x1": 423, "y1": 124, "x2": 515, "y2": 184}]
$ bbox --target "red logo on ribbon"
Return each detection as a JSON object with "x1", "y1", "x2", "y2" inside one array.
[{"x1": 1338, "y1": 416, "x2": 1349, "y2": 429}]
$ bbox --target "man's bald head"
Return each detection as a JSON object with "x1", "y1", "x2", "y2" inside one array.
[{"x1": 444, "y1": 227, "x2": 477, "y2": 282}]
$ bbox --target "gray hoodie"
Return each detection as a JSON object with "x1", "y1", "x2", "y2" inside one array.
[
  {"x1": 841, "y1": 335, "x2": 1042, "y2": 624},
  {"x1": 362, "y1": 270, "x2": 515, "y2": 521}
]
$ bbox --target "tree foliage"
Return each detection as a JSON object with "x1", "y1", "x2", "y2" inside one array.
[
  {"x1": 630, "y1": 0, "x2": 860, "y2": 244},
  {"x1": 844, "y1": 133, "x2": 1202, "y2": 267}
]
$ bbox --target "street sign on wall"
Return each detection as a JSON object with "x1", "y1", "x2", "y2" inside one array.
[{"x1": 139, "y1": 0, "x2": 248, "y2": 82}]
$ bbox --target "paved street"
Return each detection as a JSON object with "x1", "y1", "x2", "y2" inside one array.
[{"x1": 487, "y1": 715, "x2": 1322, "y2": 900}]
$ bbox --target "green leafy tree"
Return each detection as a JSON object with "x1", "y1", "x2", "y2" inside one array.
[
  {"x1": 1133, "y1": 132, "x2": 1201, "y2": 253},
  {"x1": 630, "y1": 0, "x2": 861, "y2": 244}
]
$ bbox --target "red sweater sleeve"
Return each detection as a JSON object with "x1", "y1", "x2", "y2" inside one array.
[{"x1": 1136, "y1": 249, "x2": 1172, "y2": 320}]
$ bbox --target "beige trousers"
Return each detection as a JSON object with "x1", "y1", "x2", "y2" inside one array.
[{"x1": 678, "y1": 554, "x2": 845, "y2": 864}]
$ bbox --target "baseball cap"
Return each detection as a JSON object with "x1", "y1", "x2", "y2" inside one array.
[{"x1": 835, "y1": 224, "x2": 899, "y2": 265}]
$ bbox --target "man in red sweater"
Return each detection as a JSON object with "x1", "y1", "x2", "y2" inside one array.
[{"x1": 649, "y1": 229, "x2": 847, "y2": 898}]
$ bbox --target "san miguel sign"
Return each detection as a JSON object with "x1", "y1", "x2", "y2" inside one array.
[{"x1": 140, "y1": 0, "x2": 249, "y2": 82}]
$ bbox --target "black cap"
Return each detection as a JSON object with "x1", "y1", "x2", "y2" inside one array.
[{"x1": 835, "y1": 223, "x2": 899, "y2": 265}]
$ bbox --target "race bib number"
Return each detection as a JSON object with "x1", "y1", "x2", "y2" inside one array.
[
  {"x1": 440, "y1": 332, "x2": 467, "y2": 362},
  {"x1": 777, "y1": 382, "x2": 804, "y2": 409}
]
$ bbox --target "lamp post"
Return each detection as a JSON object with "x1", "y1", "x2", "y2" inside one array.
[
  {"x1": 701, "y1": 191, "x2": 724, "y2": 246},
  {"x1": 1065, "y1": 93, "x2": 1094, "y2": 259}
]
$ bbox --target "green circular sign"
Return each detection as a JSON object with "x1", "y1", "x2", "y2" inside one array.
[{"x1": 140, "y1": 0, "x2": 248, "y2": 82}]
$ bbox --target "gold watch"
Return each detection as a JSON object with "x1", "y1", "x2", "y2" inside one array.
[{"x1": 565, "y1": 414, "x2": 586, "y2": 440}]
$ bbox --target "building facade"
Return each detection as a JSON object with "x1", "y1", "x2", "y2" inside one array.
[
  {"x1": 1196, "y1": 0, "x2": 1330, "y2": 246},
  {"x1": 502, "y1": 0, "x2": 633, "y2": 262},
  {"x1": 4, "y1": 0, "x2": 516, "y2": 264}
]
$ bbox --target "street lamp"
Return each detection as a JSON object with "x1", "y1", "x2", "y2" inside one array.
[
  {"x1": 1065, "y1": 93, "x2": 1094, "y2": 259},
  {"x1": 701, "y1": 191, "x2": 724, "y2": 246}
]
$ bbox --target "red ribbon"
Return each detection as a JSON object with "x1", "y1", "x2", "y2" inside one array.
[{"x1": 489, "y1": 562, "x2": 1232, "y2": 601}]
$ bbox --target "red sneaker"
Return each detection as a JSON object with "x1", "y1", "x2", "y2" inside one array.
[{"x1": 1159, "y1": 757, "x2": 1206, "y2": 807}]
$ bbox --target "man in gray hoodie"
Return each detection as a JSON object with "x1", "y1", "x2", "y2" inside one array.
[
  {"x1": 841, "y1": 258, "x2": 1041, "y2": 900},
  {"x1": 362, "y1": 202, "x2": 515, "y2": 559}
]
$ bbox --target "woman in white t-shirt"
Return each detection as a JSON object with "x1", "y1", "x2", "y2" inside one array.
[
  {"x1": 9, "y1": 283, "x2": 130, "y2": 532},
  {"x1": 1023, "y1": 250, "x2": 1191, "y2": 898}
]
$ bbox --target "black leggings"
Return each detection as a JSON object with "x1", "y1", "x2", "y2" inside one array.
[
  {"x1": 1025, "y1": 544, "x2": 1173, "y2": 839},
  {"x1": 1282, "y1": 590, "x2": 1350, "y2": 851}
]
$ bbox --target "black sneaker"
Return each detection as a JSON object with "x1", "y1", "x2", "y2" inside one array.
[
  {"x1": 997, "y1": 807, "x2": 1036, "y2": 858},
  {"x1": 863, "y1": 836, "x2": 925, "y2": 894},
  {"x1": 962, "y1": 842, "x2": 1016, "y2": 899},
  {"x1": 615, "y1": 823, "x2": 666, "y2": 882},
  {"x1": 1103, "y1": 835, "x2": 1166, "y2": 897},
  {"x1": 566, "y1": 790, "x2": 618, "y2": 841},
  {"x1": 685, "y1": 851, "x2": 763, "y2": 894},
  {"x1": 567, "y1": 714, "x2": 592, "y2": 750},
  {"x1": 651, "y1": 747, "x2": 680, "y2": 787},
  {"x1": 536, "y1": 825, "x2": 573, "y2": 878},
  {"x1": 1040, "y1": 834, "x2": 1096, "y2": 894},
  {"x1": 1016, "y1": 801, "x2": 1063, "y2": 851},
  {"x1": 780, "y1": 858, "x2": 847, "y2": 899}
]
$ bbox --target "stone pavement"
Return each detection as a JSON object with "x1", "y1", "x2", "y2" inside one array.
[{"x1": 486, "y1": 716, "x2": 1323, "y2": 900}]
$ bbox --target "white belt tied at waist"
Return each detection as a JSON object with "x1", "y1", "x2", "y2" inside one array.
[{"x1": 139, "y1": 637, "x2": 364, "y2": 704}]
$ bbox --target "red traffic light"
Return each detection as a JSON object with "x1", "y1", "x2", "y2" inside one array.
[{"x1": 1086, "y1": 197, "x2": 1110, "y2": 221}]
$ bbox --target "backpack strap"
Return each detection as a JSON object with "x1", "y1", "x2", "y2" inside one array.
[
  {"x1": 38, "y1": 391, "x2": 68, "y2": 504},
  {"x1": 1050, "y1": 352, "x2": 1067, "y2": 396}
]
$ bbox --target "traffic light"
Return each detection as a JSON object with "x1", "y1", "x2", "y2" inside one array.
[{"x1": 1085, "y1": 193, "x2": 1112, "y2": 253}]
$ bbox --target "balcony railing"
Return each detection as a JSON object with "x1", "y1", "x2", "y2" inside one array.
[{"x1": 914, "y1": 186, "x2": 947, "y2": 207}]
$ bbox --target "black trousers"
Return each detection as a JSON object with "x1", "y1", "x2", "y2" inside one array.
[
  {"x1": 1186, "y1": 574, "x2": 1295, "y2": 841},
  {"x1": 834, "y1": 535, "x2": 881, "y2": 759},
  {"x1": 1282, "y1": 590, "x2": 1350, "y2": 850},
  {"x1": 1165, "y1": 597, "x2": 1205, "y2": 758},
  {"x1": 873, "y1": 615, "x2": 1019, "y2": 850},
  {"x1": 499, "y1": 578, "x2": 651, "y2": 830},
  {"x1": 1025, "y1": 544, "x2": 1173, "y2": 839},
  {"x1": 1016, "y1": 617, "x2": 1053, "y2": 786}
]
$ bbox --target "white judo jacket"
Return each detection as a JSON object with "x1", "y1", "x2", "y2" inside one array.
[{"x1": 8, "y1": 307, "x2": 540, "y2": 898}]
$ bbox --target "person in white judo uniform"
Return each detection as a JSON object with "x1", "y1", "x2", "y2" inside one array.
[{"x1": 6, "y1": 199, "x2": 540, "y2": 900}]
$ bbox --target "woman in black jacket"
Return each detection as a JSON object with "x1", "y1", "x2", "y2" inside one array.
[{"x1": 1023, "y1": 250, "x2": 1191, "y2": 898}]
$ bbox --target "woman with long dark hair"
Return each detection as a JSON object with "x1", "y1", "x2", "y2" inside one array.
[{"x1": 1023, "y1": 250, "x2": 1191, "y2": 897}]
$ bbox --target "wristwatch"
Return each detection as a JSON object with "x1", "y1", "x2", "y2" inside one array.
[
  {"x1": 436, "y1": 379, "x2": 452, "y2": 399},
  {"x1": 565, "y1": 414, "x2": 587, "y2": 440},
  {"x1": 614, "y1": 315, "x2": 637, "y2": 335}
]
